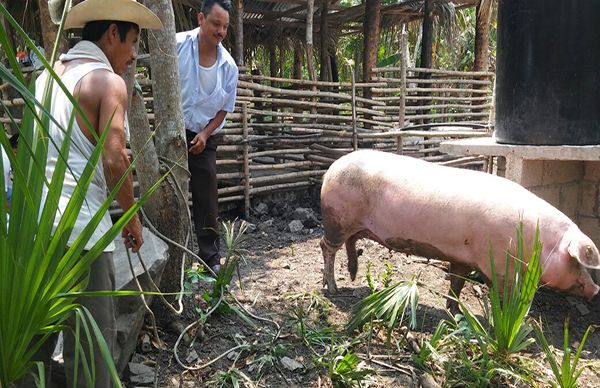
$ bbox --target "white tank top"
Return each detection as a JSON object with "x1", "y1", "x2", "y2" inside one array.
[
  {"x1": 38, "y1": 61, "x2": 116, "y2": 252},
  {"x1": 198, "y1": 60, "x2": 218, "y2": 97}
]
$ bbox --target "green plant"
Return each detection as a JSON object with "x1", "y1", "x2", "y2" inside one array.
[
  {"x1": 533, "y1": 319, "x2": 594, "y2": 388},
  {"x1": 380, "y1": 261, "x2": 394, "y2": 288},
  {"x1": 315, "y1": 345, "x2": 375, "y2": 388},
  {"x1": 347, "y1": 275, "x2": 420, "y2": 337},
  {"x1": 0, "y1": 4, "x2": 165, "y2": 385},
  {"x1": 211, "y1": 367, "x2": 255, "y2": 388},
  {"x1": 460, "y1": 222, "x2": 542, "y2": 358},
  {"x1": 412, "y1": 319, "x2": 449, "y2": 370},
  {"x1": 365, "y1": 260, "x2": 375, "y2": 292}
]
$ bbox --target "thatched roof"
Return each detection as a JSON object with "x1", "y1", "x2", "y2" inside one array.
[
  {"x1": 172, "y1": 0, "x2": 481, "y2": 49},
  {"x1": 6, "y1": 0, "x2": 480, "y2": 56}
]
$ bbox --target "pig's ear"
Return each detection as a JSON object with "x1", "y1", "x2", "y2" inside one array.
[{"x1": 568, "y1": 239, "x2": 600, "y2": 269}]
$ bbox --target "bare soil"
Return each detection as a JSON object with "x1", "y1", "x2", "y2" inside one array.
[{"x1": 124, "y1": 192, "x2": 600, "y2": 387}]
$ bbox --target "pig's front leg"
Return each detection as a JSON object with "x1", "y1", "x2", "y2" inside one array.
[{"x1": 320, "y1": 237, "x2": 340, "y2": 293}]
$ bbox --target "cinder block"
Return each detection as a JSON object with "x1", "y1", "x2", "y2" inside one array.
[
  {"x1": 542, "y1": 161, "x2": 583, "y2": 185},
  {"x1": 530, "y1": 185, "x2": 561, "y2": 209},
  {"x1": 578, "y1": 216, "x2": 600, "y2": 249},
  {"x1": 579, "y1": 182, "x2": 599, "y2": 217},
  {"x1": 517, "y1": 160, "x2": 544, "y2": 187},
  {"x1": 559, "y1": 183, "x2": 579, "y2": 218},
  {"x1": 584, "y1": 161, "x2": 600, "y2": 181}
]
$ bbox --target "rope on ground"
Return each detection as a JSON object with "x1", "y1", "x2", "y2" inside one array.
[{"x1": 125, "y1": 243, "x2": 164, "y2": 348}]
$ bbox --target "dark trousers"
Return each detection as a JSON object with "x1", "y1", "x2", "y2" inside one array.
[{"x1": 186, "y1": 130, "x2": 220, "y2": 267}]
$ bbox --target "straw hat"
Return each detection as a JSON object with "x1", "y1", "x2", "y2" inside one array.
[{"x1": 64, "y1": 0, "x2": 163, "y2": 29}]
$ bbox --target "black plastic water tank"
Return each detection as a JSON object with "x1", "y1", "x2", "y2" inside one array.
[{"x1": 495, "y1": 0, "x2": 600, "y2": 145}]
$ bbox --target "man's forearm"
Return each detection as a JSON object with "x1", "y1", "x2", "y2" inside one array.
[
  {"x1": 202, "y1": 110, "x2": 227, "y2": 136},
  {"x1": 103, "y1": 149, "x2": 136, "y2": 213}
]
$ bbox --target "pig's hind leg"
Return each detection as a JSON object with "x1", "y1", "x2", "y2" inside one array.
[{"x1": 446, "y1": 262, "x2": 471, "y2": 315}]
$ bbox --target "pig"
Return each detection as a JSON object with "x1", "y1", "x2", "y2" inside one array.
[{"x1": 319, "y1": 150, "x2": 600, "y2": 311}]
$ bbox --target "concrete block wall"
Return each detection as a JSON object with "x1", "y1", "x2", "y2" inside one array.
[
  {"x1": 504, "y1": 158, "x2": 600, "y2": 251},
  {"x1": 579, "y1": 162, "x2": 600, "y2": 250}
]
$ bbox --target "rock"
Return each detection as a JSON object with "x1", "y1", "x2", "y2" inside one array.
[
  {"x1": 280, "y1": 356, "x2": 304, "y2": 371},
  {"x1": 292, "y1": 207, "x2": 319, "y2": 228},
  {"x1": 253, "y1": 201, "x2": 269, "y2": 216},
  {"x1": 420, "y1": 373, "x2": 441, "y2": 388},
  {"x1": 576, "y1": 303, "x2": 590, "y2": 316},
  {"x1": 227, "y1": 351, "x2": 239, "y2": 360},
  {"x1": 283, "y1": 263, "x2": 291, "y2": 270},
  {"x1": 129, "y1": 362, "x2": 154, "y2": 375},
  {"x1": 289, "y1": 220, "x2": 304, "y2": 233},
  {"x1": 186, "y1": 349, "x2": 199, "y2": 364},
  {"x1": 128, "y1": 362, "x2": 155, "y2": 384},
  {"x1": 262, "y1": 218, "x2": 274, "y2": 228}
]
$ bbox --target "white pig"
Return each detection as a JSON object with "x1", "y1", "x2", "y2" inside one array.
[{"x1": 320, "y1": 150, "x2": 600, "y2": 311}]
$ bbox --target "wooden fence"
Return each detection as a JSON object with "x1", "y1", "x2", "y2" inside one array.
[{"x1": 2, "y1": 65, "x2": 494, "y2": 216}]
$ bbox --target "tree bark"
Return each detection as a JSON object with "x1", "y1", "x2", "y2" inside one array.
[
  {"x1": 292, "y1": 45, "x2": 302, "y2": 79},
  {"x1": 142, "y1": 0, "x2": 189, "y2": 319},
  {"x1": 305, "y1": 0, "x2": 317, "y2": 82},
  {"x1": 419, "y1": 0, "x2": 433, "y2": 69},
  {"x1": 234, "y1": 0, "x2": 244, "y2": 66},
  {"x1": 269, "y1": 45, "x2": 277, "y2": 78},
  {"x1": 319, "y1": 0, "x2": 330, "y2": 81},
  {"x1": 37, "y1": 0, "x2": 60, "y2": 59},
  {"x1": 419, "y1": 0, "x2": 434, "y2": 124},
  {"x1": 362, "y1": 0, "x2": 381, "y2": 84},
  {"x1": 473, "y1": 0, "x2": 493, "y2": 113},
  {"x1": 474, "y1": 0, "x2": 492, "y2": 72}
]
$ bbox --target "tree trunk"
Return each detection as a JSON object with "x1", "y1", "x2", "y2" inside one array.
[
  {"x1": 473, "y1": 0, "x2": 493, "y2": 113},
  {"x1": 0, "y1": 0, "x2": 15, "y2": 66},
  {"x1": 329, "y1": 47, "x2": 338, "y2": 82},
  {"x1": 319, "y1": 0, "x2": 330, "y2": 81},
  {"x1": 234, "y1": 0, "x2": 244, "y2": 66},
  {"x1": 362, "y1": 0, "x2": 380, "y2": 84},
  {"x1": 37, "y1": 0, "x2": 60, "y2": 59},
  {"x1": 419, "y1": 0, "x2": 434, "y2": 124},
  {"x1": 292, "y1": 46, "x2": 302, "y2": 79},
  {"x1": 269, "y1": 45, "x2": 277, "y2": 78},
  {"x1": 474, "y1": 0, "x2": 492, "y2": 72},
  {"x1": 306, "y1": 0, "x2": 317, "y2": 82},
  {"x1": 142, "y1": 0, "x2": 189, "y2": 319},
  {"x1": 419, "y1": 0, "x2": 433, "y2": 69}
]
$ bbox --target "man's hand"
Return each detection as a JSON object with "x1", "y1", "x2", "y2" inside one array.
[
  {"x1": 189, "y1": 131, "x2": 209, "y2": 155},
  {"x1": 123, "y1": 214, "x2": 144, "y2": 252}
]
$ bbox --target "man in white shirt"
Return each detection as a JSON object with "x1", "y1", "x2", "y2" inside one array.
[{"x1": 176, "y1": 0, "x2": 239, "y2": 273}]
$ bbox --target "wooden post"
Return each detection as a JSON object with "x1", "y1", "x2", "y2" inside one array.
[
  {"x1": 397, "y1": 23, "x2": 407, "y2": 154},
  {"x1": 306, "y1": 0, "x2": 317, "y2": 82},
  {"x1": 351, "y1": 68, "x2": 357, "y2": 150},
  {"x1": 306, "y1": 0, "x2": 318, "y2": 119},
  {"x1": 235, "y1": 0, "x2": 244, "y2": 66},
  {"x1": 319, "y1": 0, "x2": 330, "y2": 82},
  {"x1": 242, "y1": 102, "x2": 250, "y2": 218}
]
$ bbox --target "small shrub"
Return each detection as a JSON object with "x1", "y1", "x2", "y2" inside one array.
[
  {"x1": 533, "y1": 319, "x2": 594, "y2": 388},
  {"x1": 347, "y1": 275, "x2": 420, "y2": 337}
]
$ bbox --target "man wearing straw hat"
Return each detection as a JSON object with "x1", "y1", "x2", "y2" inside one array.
[
  {"x1": 34, "y1": 0, "x2": 162, "y2": 386},
  {"x1": 176, "y1": 0, "x2": 239, "y2": 275}
]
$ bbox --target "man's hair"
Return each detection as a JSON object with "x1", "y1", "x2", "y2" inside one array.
[
  {"x1": 81, "y1": 20, "x2": 139, "y2": 42},
  {"x1": 201, "y1": 0, "x2": 232, "y2": 15}
]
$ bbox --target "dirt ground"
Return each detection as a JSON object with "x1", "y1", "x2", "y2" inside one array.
[{"x1": 123, "y1": 190, "x2": 600, "y2": 387}]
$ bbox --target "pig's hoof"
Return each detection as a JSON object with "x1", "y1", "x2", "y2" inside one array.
[
  {"x1": 446, "y1": 300, "x2": 460, "y2": 317},
  {"x1": 324, "y1": 283, "x2": 338, "y2": 294}
]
